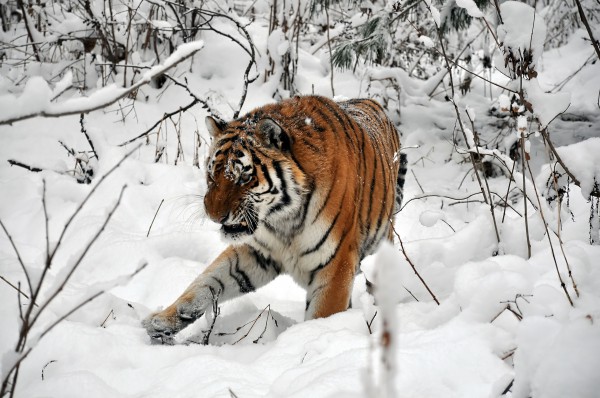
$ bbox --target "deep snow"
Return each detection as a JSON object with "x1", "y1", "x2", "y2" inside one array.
[{"x1": 1, "y1": 5, "x2": 600, "y2": 398}]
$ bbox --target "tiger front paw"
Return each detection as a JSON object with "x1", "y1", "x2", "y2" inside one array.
[
  {"x1": 142, "y1": 312, "x2": 179, "y2": 344},
  {"x1": 142, "y1": 300, "x2": 207, "y2": 344}
]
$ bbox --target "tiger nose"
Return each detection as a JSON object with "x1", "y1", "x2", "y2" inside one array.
[
  {"x1": 207, "y1": 210, "x2": 229, "y2": 225},
  {"x1": 204, "y1": 197, "x2": 229, "y2": 224}
]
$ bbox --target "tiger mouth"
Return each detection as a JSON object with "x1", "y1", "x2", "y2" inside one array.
[{"x1": 221, "y1": 221, "x2": 252, "y2": 236}]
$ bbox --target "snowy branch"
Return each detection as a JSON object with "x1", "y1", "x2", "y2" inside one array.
[{"x1": 0, "y1": 41, "x2": 204, "y2": 126}]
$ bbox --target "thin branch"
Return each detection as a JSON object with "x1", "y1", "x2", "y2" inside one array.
[
  {"x1": 118, "y1": 98, "x2": 201, "y2": 147},
  {"x1": 16, "y1": 0, "x2": 41, "y2": 62},
  {"x1": 541, "y1": 129, "x2": 599, "y2": 198},
  {"x1": 38, "y1": 260, "x2": 148, "y2": 342},
  {"x1": 400, "y1": 192, "x2": 483, "y2": 212},
  {"x1": 1, "y1": 261, "x2": 148, "y2": 393},
  {"x1": 79, "y1": 113, "x2": 99, "y2": 160},
  {"x1": 573, "y1": 0, "x2": 600, "y2": 60},
  {"x1": 0, "y1": 220, "x2": 33, "y2": 297},
  {"x1": 525, "y1": 158, "x2": 574, "y2": 306},
  {"x1": 7, "y1": 160, "x2": 43, "y2": 172},
  {"x1": 147, "y1": 199, "x2": 165, "y2": 237},
  {"x1": 0, "y1": 276, "x2": 37, "y2": 307},
  {"x1": 392, "y1": 225, "x2": 439, "y2": 305},
  {"x1": 29, "y1": 184, "x2": 130, "y2": 329}
]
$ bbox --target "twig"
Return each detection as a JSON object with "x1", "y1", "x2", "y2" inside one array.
[
  {"x1": 215, "y1": 304, "x2": 277, "y2": 345},
  {"x1": 400, "y1": 192, "x2": 483, "y2": 212},
  {"x1": 100, "y1": 309, "x2": 115, "y2": 327},
  {"x1": 501, "y1": 379, "x2": 514, "y2": 395},
  {"x1": 0, "y1": 221, "x2": 33, "y2": 296},
  {"x1": 16, "y1": 0, "x2": 41, "y2": 62},
  {"x1": 550, "y1": 173, "x2": 581, "y2": 297},
  {"x1": 573, "y1": 0, "x2": 600, "y2": 60},
  {"x1": 29, "y1": 185, "x2": 131, "y2": 329},
  {"x1": 7, "y1": 160, "x2": 43, "y2": 172},
  {"x1": 79, "y1": 113, "x2": 99, "y2": 160},
  {"x1": 201, "y1": 287, "x2": 220, "y2": 345},
  {"x1": 411, "y1": 169, "x2": 425, "y2": 194},
  {"x1": 366, "y1": 311, "x2": 378, "y2": 334},
  {"x1": 525, "y1": 158, "x2": 574, "y2": 306},
  {"x1": 325, "y1": 5, "x2": 335, "y2": 97},
  {"x1": 146, "y1": 199, "x2": 165, "y2": 237},
  {"x1": 0, "y1": 276, "x2": 37, "y2": 307},
  {"x1": 541, "y1": 129, "x2": 599, "y2": 198},
  {"x1": 466, "y1": 113, "x2": 501, "y2": 245},
  {"x1": 391, "y1": 226, "x2": 439, "y2": 305},
  {"x1": 520, "y1": 133, "x2": 532, "y2": 259},
  {"x1": 118, "y1": 98, "x2": 201, "y2": 147},
  {"x1": 41, "y1": 360, "x2": 57, "y2": 381}
]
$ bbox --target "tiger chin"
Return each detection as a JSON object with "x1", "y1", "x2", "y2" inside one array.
[{"x1": 143, "y1": 95, "x2": 407, "y2": 343}]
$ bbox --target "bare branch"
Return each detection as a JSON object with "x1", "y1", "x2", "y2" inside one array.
[
  {"x1": 573, "y1": 0, "x2": 600, "y2": 60},
  {"x1": 0, "y1": 276, "x2": 37, "y2": 306},
  {"x1": 0, "y1": 220, "x2": 33, "y2": 296},
  {"x1": 146, "y1": 199, "x2": 165, "y2": 237},
  {"x1": 7, "y1": 160, "x2": 43, "y2": 173},
  {"x1": 79, "y1": 114, "x2": 99, "y2": 160},
  {"x1": 391, "y1": 225, "x2": 439, "y2": 305},
  {"x1": 30, "y1": 184, "x2": 130, "y2": 329}
]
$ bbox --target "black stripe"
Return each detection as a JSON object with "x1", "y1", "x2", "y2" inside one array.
[
  {"x1": 229, "y1": 252, "x2": 255, "y2": 293},
  {"x1": 298, "y1": 182, "x2": 315, "y2": 229},
  {"x1": 363, "y1": 141, "x2": 391, "y2": 254},
  {"x1": 249, "y1": 247, "x2": 282, "y2": 274},
  {"x1": 269, "y1": 162, "x2": 291, "y2": 214},
  {"x1": 253, "y1": 237, "x2": 273, "y2": 253},
  {"x1": 315, "y1": 97, "x2": 356, "y2": 150},
  {"x1": 307, "y1": 236, "x2": 345, "y2": 286},
  {"x1": 312, "y1": 166, "x2": 337, "y2": 224},
  {"x1": 302, "y1": 137, "x2": 322, "y2": 153},
  {"x1": 210, "y1": 276, "x2": 225, "y2": 293},
  {"x1": 301, "y1": 203, "x2": 342, "y2": 256}
]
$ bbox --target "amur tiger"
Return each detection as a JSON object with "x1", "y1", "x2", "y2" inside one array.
[{"x1": 143, "y1": 95, "x2": 407, "y2": 342}]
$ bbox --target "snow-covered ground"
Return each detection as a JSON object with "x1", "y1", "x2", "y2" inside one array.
[{"x1": 1, "y1": 8, "x2": 600, "y2": 398}]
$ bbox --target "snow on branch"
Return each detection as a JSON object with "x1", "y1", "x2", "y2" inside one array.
[{"x1": 0, "y1": 41, "x2": 204, "y2": 126}]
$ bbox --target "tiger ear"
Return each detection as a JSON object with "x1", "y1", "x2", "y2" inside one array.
[
  {"x1": 205, "y1": 116, "x2": 227, "y2": 138},
  {"x1": 257, "y1": 118, "x2": 292, "y2": 151}
]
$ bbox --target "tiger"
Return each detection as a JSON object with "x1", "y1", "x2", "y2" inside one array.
[{"x1": 143, "y1": 95, "x2": 407, "y2": 342}]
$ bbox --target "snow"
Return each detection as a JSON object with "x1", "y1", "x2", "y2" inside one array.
[
  {"x1": 417, "y1": 35, "x2": 434, "y2": 48},
  {"x1": 497, "y1": 2, "x2": 546, "y2": 63},
  {"x1": 549, "y1": 138, "x2": 600, "y2": 199},
  {"x1": 521, "y1": 78, "x2": 571, "y2": 128},
  {"x1": 423, "y1": 0, "x2": 441, "y2": 27},
  {"x1": 1, "y1": 5, "x2": 600, "y2": 398},
  {"x1": 455, "y1": 0, "x2": 484, "y2": 18}
]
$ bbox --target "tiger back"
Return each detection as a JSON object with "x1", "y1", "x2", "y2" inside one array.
[{"x1": 143, "y1": 95, "x2": 404, "y2": 342}]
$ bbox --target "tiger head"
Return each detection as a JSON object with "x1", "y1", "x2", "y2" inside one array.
[{"x1": 203, "y1": 115, "x2": 308, "y2": 242}]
